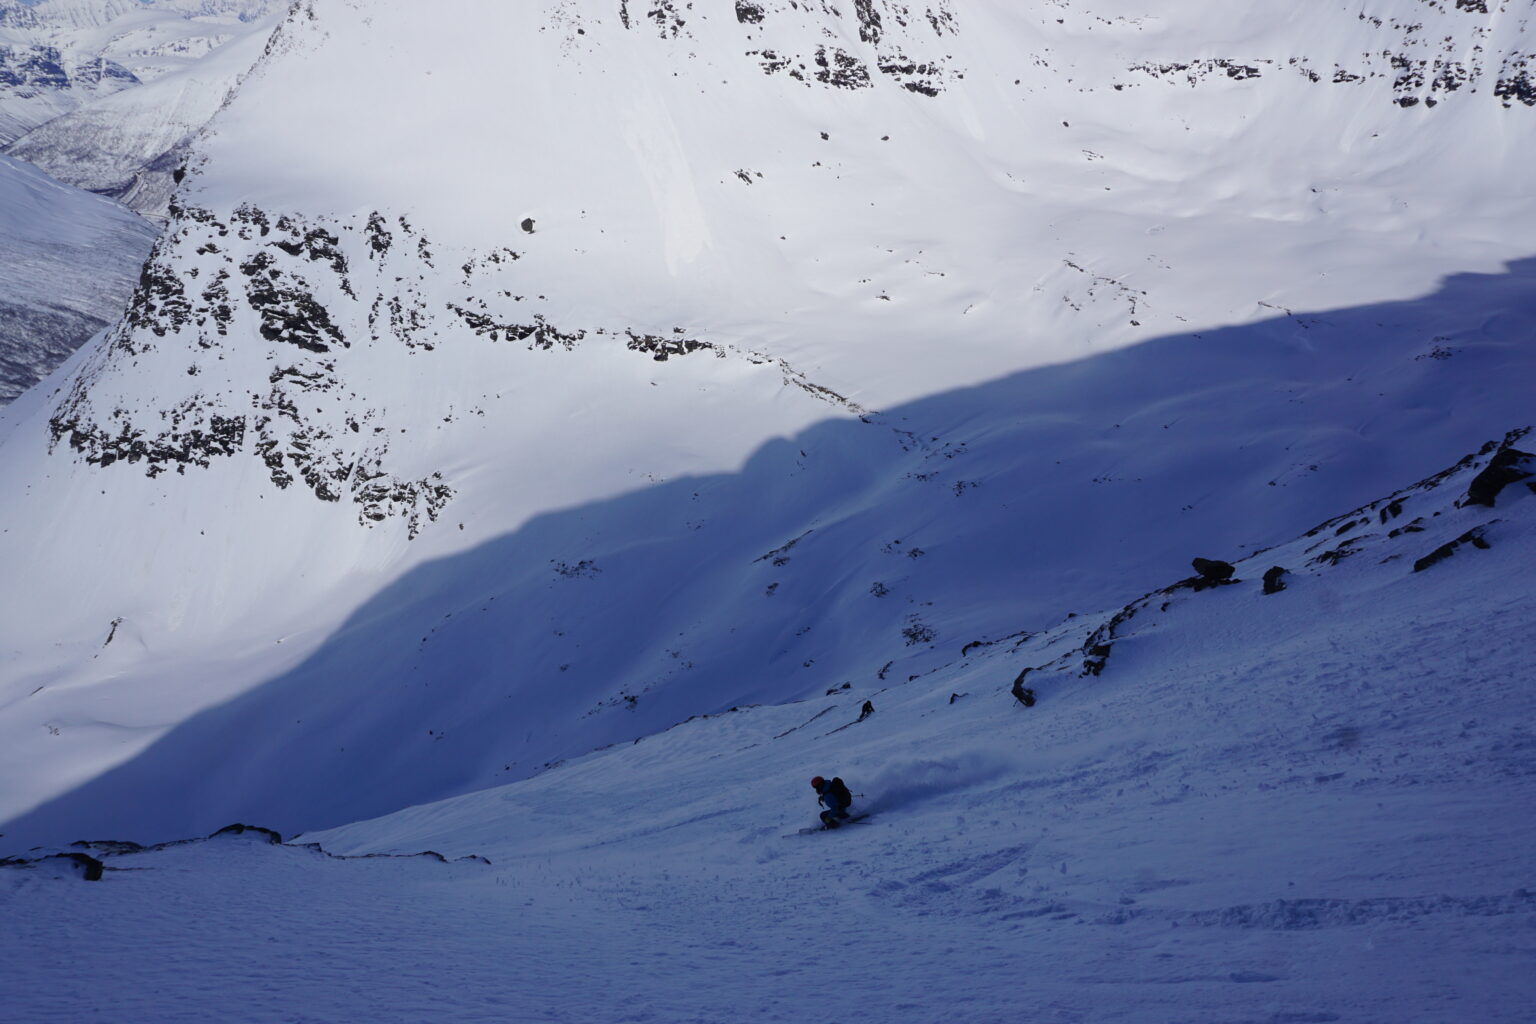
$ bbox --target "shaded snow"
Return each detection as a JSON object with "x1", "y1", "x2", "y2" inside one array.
[
  {"x1": 4, "y1": 439, "x2": 1532, "y2": 1022},
  {"x1": 0, "y1": 151, "x2": 153, "y2": 402}
]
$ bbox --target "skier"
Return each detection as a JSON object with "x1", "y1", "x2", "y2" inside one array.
[
  {"x1": 811, "y1": 775, "x2": 853, "y2": 828},
  {"x1": 857, "y1": 700, "x2": 875, "y2": 721}
]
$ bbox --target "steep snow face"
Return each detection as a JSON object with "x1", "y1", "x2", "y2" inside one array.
[
  {"x1": 1, "y1": 0, "x2": 1534, "y2": 846},
  {"x1": 3, "y1": 436, "x2": 1532, "y2": 1023},
  {"x1": 0, "y1": 152, "x2": 155, "y2": 403}
]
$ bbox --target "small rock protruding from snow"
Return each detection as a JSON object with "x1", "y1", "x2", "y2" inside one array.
[{"x1": 1412, "y1": 526, "x2": 1491, "y2": 573}]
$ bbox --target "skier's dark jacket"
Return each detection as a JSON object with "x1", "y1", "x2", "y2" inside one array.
[{"x1": 816, "y1": 777, "x2": 852, "y2": 812}]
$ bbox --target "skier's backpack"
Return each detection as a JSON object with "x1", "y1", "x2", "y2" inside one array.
[{"x1": 828, "y1": 777, "x2": 852, "y2": 806}]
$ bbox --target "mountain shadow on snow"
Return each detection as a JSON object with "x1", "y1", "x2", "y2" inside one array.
[{"x1": 4, "y1": 257, "x2": 1534, "y2": 852}]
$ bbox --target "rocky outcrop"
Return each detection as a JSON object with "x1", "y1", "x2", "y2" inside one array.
[
  {"x1": 1127, "y1": 11, "x2": 1536, "y2": 112},
  {"x1": 1464, "y1": 441, "x2": 1533, "y2": 507},
  {"x1": 0, "y1": 850, "x2": 104, "y2": 881},
  {"x1": 1413, "y1": 527, "x2": 1491, "y2": 573},
  {"x1": 2, "y1": 822, "x2": 486, "y2": 881},
  {"x1": 43, "y1": 196, "x2": 867, "y2": 539},
  {"x1": 990, "y1": 429, "x2": 1529, "y2": 688}
]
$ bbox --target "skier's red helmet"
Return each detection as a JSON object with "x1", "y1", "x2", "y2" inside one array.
[{"x1": 810, "y1": 776, "x2": 824, "y2": 788}]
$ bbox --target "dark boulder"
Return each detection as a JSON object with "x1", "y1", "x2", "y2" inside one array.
[
  {"x1": 1262, "y1": 566, "x2": 1288, "y2": 595},
  {"x1": 1465, "y1": 447, "x2": 1533, "y2": 507},
  {"x1": 1191, "y1": 557, "x2": 1236, "y2": 581},
  {"x1": 56, "y1": 852, "x2": 104, "y2": 881}
]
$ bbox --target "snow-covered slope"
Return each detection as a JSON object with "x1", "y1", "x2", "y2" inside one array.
[
  {"x1": 1, "y1": 0, "x2": 275, "y2": 81},
  {"x1": 1, "y1": 0, "x2": 1534, "y2": 855},
  {"x1": 0, "y1": 31, "x2": 137, "y2": 144},
  {"x1": 0, "y1": 0, "x2": 277, "y2": 405},
  {"x1": 5, "y1": 18, "x2": 276, "y2": 218},
  {"x1": 0, "y1": 152, "x2": 155, "y2": 403},
  {"x1": 4, "y1": 432, "x2": 1531, "y2": 1022},
  {"x1": 0, "y1": 0, "x2": 281, "y2": 214}
]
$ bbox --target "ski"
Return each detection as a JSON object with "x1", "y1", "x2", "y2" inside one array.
[{"x1": 782, "y1": 814, "x2": 872, "y2": 837}]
